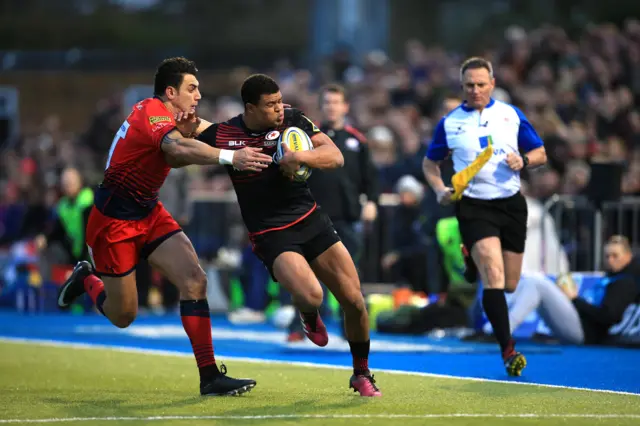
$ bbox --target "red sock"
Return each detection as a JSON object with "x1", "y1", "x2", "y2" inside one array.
[
  {"x1": 180, "y1": 300, "x2": 216, "y2": 371},
  {"x1": 83, "y1": 275, "x2": 104, "y2": 302},
  {"x1": 83, "y1": 275, "x2": 106, "y2": 314}
]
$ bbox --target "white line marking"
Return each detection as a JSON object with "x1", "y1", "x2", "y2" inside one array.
[
  {"x1": 73, "y1": 324, "x2": 493, "y2": 353},
  {"x1": 1, "y1": 414, "x2": 640, "y2": 423},
  {"x1": 1, "y1": 337, "x2": 639, "y2": 397}
]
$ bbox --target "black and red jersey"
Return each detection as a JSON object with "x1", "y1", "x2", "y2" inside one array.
[{"x1": 197, "y1": 108, "x2": 322, "y2": 235}]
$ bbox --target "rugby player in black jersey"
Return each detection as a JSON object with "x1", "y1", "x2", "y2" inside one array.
[{"x1": 186, "y1": 74, "x2": 381, "y2": 397}]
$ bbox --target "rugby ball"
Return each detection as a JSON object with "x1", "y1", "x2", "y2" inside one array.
[{"x1": 274, "y1": 126, "x2": 314, "y2": 182}]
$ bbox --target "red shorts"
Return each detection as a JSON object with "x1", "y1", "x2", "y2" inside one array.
[{"x1": 85, "y1": 202, "x2": 182, "y2": 277}]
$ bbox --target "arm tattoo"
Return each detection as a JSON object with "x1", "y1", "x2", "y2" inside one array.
[{"x1": 162, "y1": 131, "x2": 181, "y2": 145}]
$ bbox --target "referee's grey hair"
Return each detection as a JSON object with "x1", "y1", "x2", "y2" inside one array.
[{"x1": 460, "y1": 57, "x2": 494, "y2": 81}]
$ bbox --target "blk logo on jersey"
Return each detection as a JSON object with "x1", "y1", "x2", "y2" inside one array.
[{"x1": 229, "y1": 141, "x2": 246, "y2": 147}]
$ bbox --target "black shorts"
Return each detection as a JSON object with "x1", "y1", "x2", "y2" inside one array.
[
  {"x1": 249, "y1": 209, "x2": 341, "y2": 281},
  {"x1": 455, "y1": 191, "x2": 528, "y2": 253}
]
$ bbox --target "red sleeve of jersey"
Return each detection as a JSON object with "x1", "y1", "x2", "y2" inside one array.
[{"x1": 144, "y1": 101, "x2": 177, "y2": 149}]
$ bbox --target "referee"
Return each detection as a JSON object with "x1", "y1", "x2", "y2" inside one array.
[{"x1": 422, "y1": 57, "x2": 547, "y2": 376}]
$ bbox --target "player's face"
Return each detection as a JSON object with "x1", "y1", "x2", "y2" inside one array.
[
  {"x1": 167, "y1": 73, "x2": 201, "y2": 114},
  {"x1": 462, "y1": 68, "x2": 495, "y2": 109},
  {"x1": 321, "y1": 91, "x2": 349, "y2": 123},
  {"x1": 254, "y1": 92, "x2": 284, "y2": 128}
]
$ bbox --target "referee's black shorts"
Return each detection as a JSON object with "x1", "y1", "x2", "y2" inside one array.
[{"x1": 455, "y1": 191, "x2": 528, "y2": 253}]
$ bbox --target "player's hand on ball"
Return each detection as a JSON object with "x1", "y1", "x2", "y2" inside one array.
[
  {"x1": 174, "y1": 111, "x2": 200, "y2": 138},
  {"x1": 279, "y1": 143, "x2": 301, "y2": 179},
  {"x1": 506, "y1": 152, "x2": 524, "y2": 171},
  {"x1": 233, "y1": 147, "x2": 273, "y2": 172},
  {"x1": 436, "y1": 187, "x2": 454, "y2": 205}
]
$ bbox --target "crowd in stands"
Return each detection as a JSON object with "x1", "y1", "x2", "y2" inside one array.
[{"x1": 2, "y1": 21, "x2": 640, "y2": 300}]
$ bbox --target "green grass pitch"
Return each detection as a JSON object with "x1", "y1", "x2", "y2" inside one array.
[{"x1": 1, "y1": 341, "x2": 639, "y2": 426}]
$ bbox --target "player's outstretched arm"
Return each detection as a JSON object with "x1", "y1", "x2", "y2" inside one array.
[
  {"x1": 161, "y1": 129, "x2": 272, "y2": 171},
  {"x1": 194, "y1": 118, "x2": 214, "y2": 137},
  {"x1": 173, "y1": 111, "x2": 214, "y2": 138},
  {"x1": 296, "y1": 132, "x2": 344, "y2": 169},
  {"x1": 162, "y1": 128, "x2": 222, "y2": 165}
]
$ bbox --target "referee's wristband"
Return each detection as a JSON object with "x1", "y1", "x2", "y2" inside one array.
[
  {"x1": 521, "y1": 154, "x2": 530, "y2": 168},
  {"x1": 219, "y1": 149, "x2": 235, "y2": 166}
]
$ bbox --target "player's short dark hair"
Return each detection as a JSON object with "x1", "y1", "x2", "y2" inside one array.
[
  {"x1": 320, "y1": 83, "x2": 349, "y2": 102},
  {"x1": 241, "y1": 74, "x2": 280, "y2": 106},
  {"x1": 460, "y1": 57, "x2": 494, "y2": 80},
  {"x1": 154, "y1": 57, "x2": 198, "y2": 96}
]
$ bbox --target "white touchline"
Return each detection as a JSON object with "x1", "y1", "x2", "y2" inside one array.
[
  {"x1": 1, "y1": 337, "x2": 639, "y2": 398},
  {"x1": 1, "y1": 414, "x2": 640, "y2": 423}
]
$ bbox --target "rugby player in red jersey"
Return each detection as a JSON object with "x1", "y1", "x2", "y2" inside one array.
[
  {"x1": 190, "y1": 74, "x2": 381, "y2": 397},
  {"x1": 57, "y1": 57, "x2": 272, "y2": 396}
]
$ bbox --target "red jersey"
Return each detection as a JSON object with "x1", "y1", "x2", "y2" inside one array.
[{"x1": 94, "y1": 97, "x2": 176, "y2": 220}]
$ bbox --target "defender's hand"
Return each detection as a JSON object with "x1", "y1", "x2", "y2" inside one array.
[
  {"x1": 279, "y1": 143, "x2": 301, "y2": 178},
  {"x1": 437, "y1": 188, "x2": 454, "y2": 205},
  {"x1": 506, "y1": 152, "x2": 524, "y2": 171},
  {"x1": 174, "y1": 111, "x2": 200, "y2": 138},
  {"x1": 232, "y1": 147, "x2": 273, "y2": 172}
]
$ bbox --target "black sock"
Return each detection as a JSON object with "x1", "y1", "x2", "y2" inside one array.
[
  {"x1": 199, "y1": 364, "x2": 221, "y2": 381},
  {"x1": 300, "y1": 310, "x2": 318, "y2": 331},
  {"x1": 348, "y1": 340, "x2": 370, "y2": 376},
  {"x1": 482, "y1": 289, "x2": 512, "y2": 353}
]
